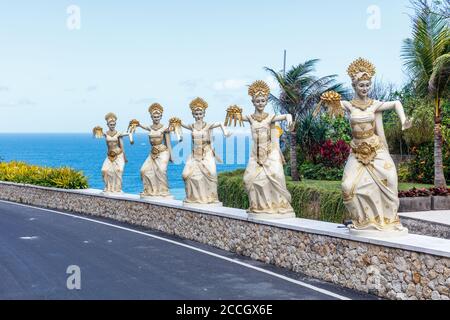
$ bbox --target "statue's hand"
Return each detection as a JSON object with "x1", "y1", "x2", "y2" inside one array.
[
  {"x1": 128, "y1": 119, "x2": 140, "y2": 133},
  {"x1": 287, "y1": 119, "x2": 295, "y2": 132},
  {"x1": 402, "y1": 117, "x2": 413, "y2": 131}
]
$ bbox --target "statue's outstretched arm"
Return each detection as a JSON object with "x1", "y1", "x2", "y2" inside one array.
[
  {"x1": 180, "y1": 123, "x2": 191, "y2": 130},
  {"x1": 139, "y1": 124, "x2": 151, "y2": 131},
  {"x1": 210, "y1": 122, "x2": 232, "y2": 137},
  {"x1": 272, "y1": 114, "x2": 294, "y2": 131},
  {"x1": 119, "y1": 131, "x2": 134, "y2": 144},
  {"x1": 375, "y1": 101, "x2": 411, "y2": 130}
]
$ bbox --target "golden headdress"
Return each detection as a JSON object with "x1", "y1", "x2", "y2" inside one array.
[
  {"x1": 105, "y1": 112, "x2": 117, "y2": 123},
  {"x1": 148, "y1": 103, "x2": 164, "y2": 114},
  {"x1": 347, "y1": 58, "x2": 376, "y2": 81},
  {"x1": 248, "y1": 80, "x2": 270, "y2": 98},
  {"x1": 189, "y1": 97, "x2": 208, "y2": 111}
]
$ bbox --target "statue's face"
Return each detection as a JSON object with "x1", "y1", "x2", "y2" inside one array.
[
  {"x1": 252, "y1": 95, "x2": 268, "y2": 112},
  {"x1": 151, "y1": 112, "x2": 162, "y2": 124},
  {"x1": 192, "y1": 109, "x2": 205, "y2": 121},
  {"x1": 107, "y1": 121, "x2": 116, "y2": 131},
  {"x1": 353, "y1": 80, "x2": 371, "y2": 98}
]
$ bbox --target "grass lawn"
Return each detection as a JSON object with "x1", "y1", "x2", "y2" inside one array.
[{"x1": 287, "y1": 178, "x2": 433, "y2": 191}]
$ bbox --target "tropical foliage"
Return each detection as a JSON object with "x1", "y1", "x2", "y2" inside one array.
[
  {"x1": 0, "y1": 161, "x2": 89, "y2": 189},
  {"x1": 265, "y1": 59, "x2": 348, "y2": 181},
  {"x1": 401, "y1": 0, "x2": 450, "y2": 187}
]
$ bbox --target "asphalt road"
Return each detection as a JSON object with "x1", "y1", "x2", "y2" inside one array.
[{"x1": 0, "y1": 200, "x2": 377, "y2": 300}]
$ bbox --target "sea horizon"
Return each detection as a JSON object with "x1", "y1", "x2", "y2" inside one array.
[{"x1": 0, "y1": 133, "x2": 252, "y2": 200}]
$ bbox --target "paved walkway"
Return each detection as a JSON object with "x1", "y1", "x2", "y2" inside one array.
[{"x1": 400, "y1": 210, "x2": 450, "y2": 226}]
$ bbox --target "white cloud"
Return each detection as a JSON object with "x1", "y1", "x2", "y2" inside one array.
[
  {"x1": 265, "y1": 76, "x2": 279, "y2": 91},
  {"x1": 86, "y1": 85, "x2": 98, "y2": 92},
  {"x1": 179, "y1": 79, "x2": 203, "y2": 91},
  {"x1": 0, "y1": 98, "x2": 36, "y2": 107},
  {"x1": 213, "y1": 77, "x2": 278, "y2": 93},
  {"x1": 129, "y1": 98, "x2": 157, "y2": 105},
  {"x1": 213, "y1": 79, "x2": 248, "y2": 91}
]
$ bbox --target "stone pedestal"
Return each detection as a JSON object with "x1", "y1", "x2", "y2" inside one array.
[
  {"x1": 247, "y1": 212, "x2": 296, "y2": 220},
  {"x1": 349, "y1": 227, "x2": 409, "y2": 238},
  {"x1": 183, "y1": 201, "x2": 223, "y2": 208},
  {"x1": 101, "y1": 191, "x2": 125, "y2": 197},
  {"x1": 140, "y1": 194, "x2": 175, "y2": 201}
]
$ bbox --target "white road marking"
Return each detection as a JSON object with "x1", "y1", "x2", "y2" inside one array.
[
  {"x1": 20, "y1": 236, "x2": 39, "y2": 240},
  {"x1": 0, "y1": 199, "x2": 352, "y2": 300}
]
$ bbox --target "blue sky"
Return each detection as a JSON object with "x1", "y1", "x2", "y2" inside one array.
[{"x1": 0, "y1": 0, "x2": 414, "y2": 132}]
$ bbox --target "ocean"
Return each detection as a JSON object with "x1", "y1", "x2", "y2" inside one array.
[{"x1": 0, "y1": 133, "x2": 250, "y2": 200}]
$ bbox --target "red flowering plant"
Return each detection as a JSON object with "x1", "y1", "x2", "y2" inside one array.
[
  {"x1": 312, "y1": 139, "x2": 350, "y2": 168},
  {"x1": 398, "y1": 187, "x2": 431, "y2": 198},
  {"x1": 429, "y1": 187, "x2": 450, "y2": 196},
  {"x1": 397, "y1": 187, "x2": 450, "y2": 198}
]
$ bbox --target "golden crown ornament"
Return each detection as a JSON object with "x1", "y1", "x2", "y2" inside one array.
[
  {"x1": 248, "y1": 80, "x2": 270, "y2": 98},
  {"x1": 189, "y1": 97, "x2": 208, "y2": 111},
  {"x1": 104, "y1": 112, "x2": 117, "y2": 123},
  {"x1": 149, "y1": 103, "x2": 164, "y2": 114},
  {"x1": 347, "y1": 58, "x2": 376, "y2": 81}
]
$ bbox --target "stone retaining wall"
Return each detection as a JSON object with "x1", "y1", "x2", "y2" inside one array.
[
  {"x1": 0, "y1": 182, "x2": 449, "y2": 300},
  {"x1": 400, "y1": 217, "x2": 450, "y2": 240}
]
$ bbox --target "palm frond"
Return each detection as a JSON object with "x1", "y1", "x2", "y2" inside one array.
[
  {"x1": 429, "y1": 53, "x2": 450, "y2": 99},
  {"x1": 401, "y1": 1, "x2": 450, "y2": 97}
]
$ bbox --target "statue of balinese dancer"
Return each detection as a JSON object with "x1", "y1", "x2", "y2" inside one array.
[
  {"x1": 315, "y1": 58, "x2": 412, "y2": 236},
  {"x1": 93, "y1": 112, "x2": 134, "y2": 194}
]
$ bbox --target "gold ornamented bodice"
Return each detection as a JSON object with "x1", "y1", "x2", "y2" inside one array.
[
  {"x1": 349, "y1": 105, "x2": 378, "y2": 141},
  {"x1": 105, "y1": 131, "x2": 123, "y2": 161},
  {"x1": 249, "y1": 114, "x2": 275, "y2": 165},
  {"x1": 106, "y1": 131, "x2": 121, "y2": 153},
  {"x1": 149, "y1": 126, "x2": 168, "y2": 159},
  {"x1": 349, "y1": 104, "x2": 383, "y2": 165},
  {"x1": 191, "y1": 123, "x2": 212, "y2": 160},
  {"x1": 149, "y1": 126, "x2": 165, "y2": 146}
]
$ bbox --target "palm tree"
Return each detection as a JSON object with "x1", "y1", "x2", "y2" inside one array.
[
  {"x1": 265, "y1": 59, "x2": 347, "y2": 181},
  {"x1": 401, "y1": 0, "x2": 450, "y2": 187}
]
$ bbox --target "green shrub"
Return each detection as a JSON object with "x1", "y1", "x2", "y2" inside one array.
[
  {"x1": 0, "y1": 161, "x2": 89, "y2": 189},
  {"x1": 397, "y1": 162, "x2": 412, "y2": 183},
  {"x1": 299, "y1": 163, "x2": 344, "y2": 181},
  {"x1": 407, "y1": 143, "x2": 450, "y2": 184}
]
